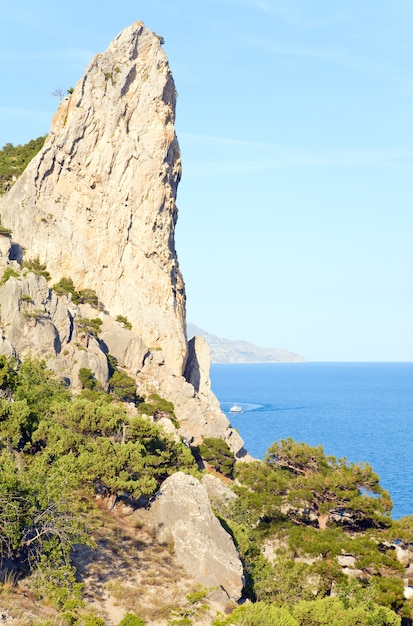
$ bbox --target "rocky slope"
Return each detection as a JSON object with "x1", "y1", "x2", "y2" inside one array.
[{"x1": 187, "y1": 323, "x2": 306, "y2": 363}]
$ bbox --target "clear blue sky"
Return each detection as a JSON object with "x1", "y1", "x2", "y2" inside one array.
[{"x1": 1, "y1": 1, "x2": 412, "y2": 361}]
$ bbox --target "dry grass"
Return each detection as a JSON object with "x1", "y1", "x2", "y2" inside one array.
[
  {"x1": 71, "y1": 500, "x2": 219, "y2": 625},
  {"x1": 0, "y1": 582, "x2": 62, "y2": 625},
  {"x1": 0, "y1": 500, "x2": 222, "y2": 626}
]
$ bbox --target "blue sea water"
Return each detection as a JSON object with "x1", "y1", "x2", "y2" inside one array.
[{"x1": 210, "y1": 362, "x2": 413, "y2": 520}]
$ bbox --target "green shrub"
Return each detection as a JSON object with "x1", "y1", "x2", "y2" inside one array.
[
  {"x1": 137, "y1": 393, "x2": 178, "y2": 427},
  {"x1": 78, "y1": 288, "x2": 99, "y2": 307},
  {"x1": 22, "y1": 256, "x2": 51, "y2": 281},
  {"x1": 108, "y1": 370, "x2": 137, "y2": 402},
  {"x1": 213, "y1": 602, "x2": 298, "y2": 626},
  {"x1": 118, "y1": 613, "x2": 145, "y2": 626},
  {"x1": 53, "y1": 278, "x2": 99, "y2": 307},
  {"x1": 82, "y1": 616, "x2": 105, "y2": 626},
  {"x1": 1, "y1": 266, "x2": 20, "y2": 284},
  {"x1": 0, "y1": 223, "x2": 12, "y2": 236},
  {"x1": 291, "y1": 596, "x2": 401, "y2": 626},
  {"x1": 116, "y1": 314, "x2": 132, "y2": 330},
  {"x1": 77, "y1": 317, "x2": 102, "y2": 337},
  {"x1": 53, "y1": 276, "x2": 81, "y2": 302},
  {"x1": 199, "y1": 437, "x2": 234, "y2": 476},
  {"x1": 0, "y1": 136, "x2": 46, "y2": 196},
  {"x1": 78, "y1": 368, "x2": 103, "y2": 392}
]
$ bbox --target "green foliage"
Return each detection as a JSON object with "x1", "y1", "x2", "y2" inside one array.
[
  {"x1": 1, "y1": 266, "x2": 20, "y2": 284},
  {"x1": 82, "y1": 616, "x2": 105, "y2": 626},
  {"x1": 168, "y1": 585, "x2": 210, "y2": 624},
  {"x1": 31, "y1": 550, "x2": 84, "y2": 610},
  {"x1": 52, "y1": 277, "x2": 99, "y2": 307},
  {"x1": 53, "y1": 276, "x2": 81, "y2": 302},
  {"x1": 78, "y1": 288, "x2": 99, "y2": 307},
  {"x1": 108, "y1": 370, "x2": 137, "y2": 402},
  {"x1": 0, "y1": 449, "x2": 89, "y2": 579},
  {"x1": 118, "y1": 613, "x2": 145, "y2": 626},
  {"x1": 14, "y1": 355, "x2": 70, "y2": 415},
  {"x1": 32, "y1": 395, "x2": 197, "y2": 505},
  {"x1": 116, "y1": 314, "x2": 132, "y2": 330},
  {"x1": 77, "y1": 316, "x2": 103, "y2": 337},
  {"x1": 370, "y1": 576, "x2": 406, "y2": 613},
  {"x1": 252, "y1": 554, "x2": 317, "y2": 606},
  {"x1": 0, "y1": 136, "x2": 46, "y2": 195},
  {"x1": 107, "y1": 353, "x2": 118, "y2": 377},
  {"x1": 291, "y1": 596, "x2": 401, "y2": 626},
  {"x1": 0, "y1": 218, "x2": 12, "y2": 236},
  {"x1": 22, "y1": 256, "x2": 51, "y2": 281},
  {"x1": 213, "y1": 601, "x2": 299, "y2": 625},
  {"x1": 199, "y1": 437, "x2": 235, "y2": 476},
  {"x1": 78, "y1": 368, "x2": 104, "y2": 392},
  {"x1": 0, "y1": 351, "x2": 410, "y2": 621},
  {"x1": 137, "y1": 393, "x2": 178, "y2": 427},
  {"x1": 219, "y1": 438, "x2": 410, "y2": 616},
  {"x1": 0, "y1": 397, "x2": 31, "y2": 449},
  {"x1": 236, "y1": 438, "x2": 393, "y2": 530},
  {"x1": 0, "y1": 356, "x2": 70, "y2": 450},
  {"x1": 0, "y1": 354, "x2": 201, "y2": 614},
  {"x1": 0, "y1": 354, "x2": 17, "y2": 392}
]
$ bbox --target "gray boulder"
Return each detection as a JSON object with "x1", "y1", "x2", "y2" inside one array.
[{"x1": 147, "y1": 471, "x2": 244, "y2": 605}]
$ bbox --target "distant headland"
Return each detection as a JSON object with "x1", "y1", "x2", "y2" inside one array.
[{"x1": 187, "y1": 323, "x2": 306, "y2": 363}]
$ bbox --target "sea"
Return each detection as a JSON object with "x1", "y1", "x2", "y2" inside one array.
[{"x1": 210, "y1": 362, "x2": 413, "y2": 520}]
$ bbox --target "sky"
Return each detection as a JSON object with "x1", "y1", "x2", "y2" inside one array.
[{"x1": 1, "y1": 1, "x2": 412, "y2": 361}]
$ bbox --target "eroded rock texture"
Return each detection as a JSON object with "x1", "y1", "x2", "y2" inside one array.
[
  {"x1": 0, "y1": 20, "x2": 247, "y2": 458},
  {"x1": 147, "y1": 472, "x2": 244, "y2": 606},
  {"x1": 0, "y1": 22, "x2": 186, "y2": 375}
]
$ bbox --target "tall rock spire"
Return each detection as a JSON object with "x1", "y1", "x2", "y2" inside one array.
[{"x1": 0, "y1": 22, "x2": 187, "y2": 374}]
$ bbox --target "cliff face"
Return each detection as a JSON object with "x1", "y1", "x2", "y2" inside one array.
[
  {"x1": 0, "y1": 23, "x2": 248, "y2": 614},
  {"x1": 0, "y1": 22, "x2": 186, "y2": 375},
  {"x1": 0, "y1": 22, "x2": 246, "y2": 456}
]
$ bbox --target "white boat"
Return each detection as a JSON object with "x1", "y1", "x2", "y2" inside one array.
[{"x1": 229, "y1": 404, "x2": 243, "y2": 413}]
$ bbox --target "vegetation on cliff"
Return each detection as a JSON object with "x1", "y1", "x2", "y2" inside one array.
[
  {"x1": 209, "y1": 439, "x2": 413, "y2": 625},
  {"x1": 0, "y1": 354, "x2": 199, "y2": 622},
  {"x1": 0, "y1": 350, "x2": 412, "y2": 624},
  {"x1": 0, "y1": 135, "x2": 412, "y2": 624},
  {"x1": 0, "y1": 136, "x2": 46, "y2": 195}
]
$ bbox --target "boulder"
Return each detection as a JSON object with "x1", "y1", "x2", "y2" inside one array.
[{"x1": 147, "y1": 472, "x2": 244, "y2": 605}]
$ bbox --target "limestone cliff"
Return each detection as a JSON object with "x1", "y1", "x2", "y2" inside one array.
[
  {"x1": 0, "y1": 22, "x2": 246, "y2": 457},
  {"x1": 0, "y1": 23, "x2": 249, "y2": 614},
  {"x1": 0, "y1": 22, "x2": 186, "y2": 375}
]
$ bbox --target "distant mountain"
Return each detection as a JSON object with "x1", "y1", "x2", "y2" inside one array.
[{"x1": 187, "y1": 323, "x2": 306, "y2": 363}]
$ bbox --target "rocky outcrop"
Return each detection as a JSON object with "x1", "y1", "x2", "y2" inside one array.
[
  {"x1": 146, "y1": 472, "x2": 244, "y2": 605},
  {"x1": 139, "y1": 346, "x2": 248, "y2": 458},
  {"x1": 184, "y1": 335, "x2": 211, "y2": 396},
  {"x1": 0, "y1": 20, "x2": 247, "y2": 456},
  {"x1": 0, "y1": 263, "x2": 247, "y2": 456},
  {"x1": 0, "y1": 22, "x2": 186, "y2": 375},
  {"x1": 0, "y1": 270, "x2": 111, "y2": 387}
]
